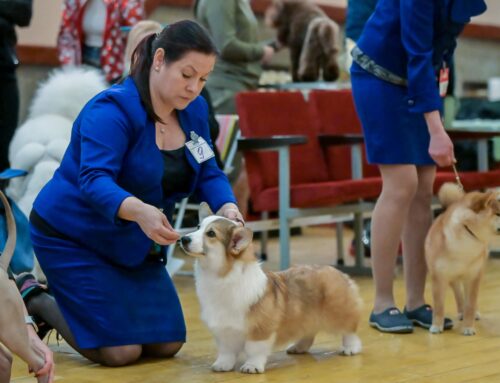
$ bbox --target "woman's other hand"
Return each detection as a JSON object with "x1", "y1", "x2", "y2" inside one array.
[
  {"x1": 425, "y1": 110, "x2": 455, "y2": 167},
  {"x1": 216, "y1": 203, "x2": 245, "y2": 226}
]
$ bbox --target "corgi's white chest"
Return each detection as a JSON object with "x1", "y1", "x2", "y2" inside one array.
[{"x1": 194, "y1": 262, "x2": 268, "y2": 331}]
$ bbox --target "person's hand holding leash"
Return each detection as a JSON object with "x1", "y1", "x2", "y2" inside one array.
[
  {"x1": 118, "y1": 197, "x2": 180, "y2": 245},
  {"x1": 425, "y1": 110, "x2": 455, "y2": 167}
]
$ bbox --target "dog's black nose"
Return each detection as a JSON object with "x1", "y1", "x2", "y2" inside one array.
[{"x1": 181, "y1": 236, "x2": 191, "y2": 246}]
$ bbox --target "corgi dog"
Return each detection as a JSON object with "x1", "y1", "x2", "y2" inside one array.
[
  {"x1": 180, "y1": 203, "x2": 362, "y2": 374},
  {"x1": 425, "y1": 183, "x2": 500, "y2": 335}
]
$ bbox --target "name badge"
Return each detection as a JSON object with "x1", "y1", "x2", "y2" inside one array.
[
  {"x1": 439, "y1": 65, "x2": 449, "y2": 98},
  {"x1": 185, "y1": 132, "x2": 214, "y2": 164}
]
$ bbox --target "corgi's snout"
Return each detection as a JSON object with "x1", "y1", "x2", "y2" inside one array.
[{"x1": 181, "y1": 236, "x2": 191, "y2": 247}]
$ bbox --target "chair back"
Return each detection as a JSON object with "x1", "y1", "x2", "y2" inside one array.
[
  {"x1": 236, "y1": 91, "x2": 329, "y2": 197},
  {"x1": 309, "y1": 89, "x2": 380, "y2": 179}
]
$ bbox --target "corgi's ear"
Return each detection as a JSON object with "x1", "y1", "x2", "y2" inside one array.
[
  {"x1": 229, "y1": 227, "x2": 253, "y2": 255},
  {"x1": 471, "y1": 192, "x2": 497, "y2": 213},
  {"x1": 485, "y1": 192, "x2": 500, "y2": 212},
  {"x1": 198, "y1": 202, "x2": 213, "y2": 222}
]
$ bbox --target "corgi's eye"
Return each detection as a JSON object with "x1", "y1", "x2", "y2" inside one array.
[{"x1": 206, "y1": 229, "x2": 216, "y2": 238}]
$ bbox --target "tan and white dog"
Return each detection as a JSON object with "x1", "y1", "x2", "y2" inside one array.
[
  {"x1": 425, "y1": 183, "x2": 500, "y2": 335},
  {"x1": 180, "y1": 203, "x2": 362, "y2": 374}
]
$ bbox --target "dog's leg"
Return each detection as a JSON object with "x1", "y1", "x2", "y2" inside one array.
[
  {"x1": 450, "y1": 280, "x2": 464, "y2": 319},
  {"x1": 286, "y1": 335, "x2": 315, "y2": 354},
  {"x1": 462, "y1": 269, "x2": 484, "y2": 336},
  {"x1": 211, "y1": 329, "x2": 244, "y2": 372},
  {"x1": 341, "y1": 333, "x2": 362, "y2": 356},
  {"x1": 429, "y1": 273, "x2": 447, "y2": 334},
  {"x1": 240, "y1": 335, "x2": 275, "y2": 374}
]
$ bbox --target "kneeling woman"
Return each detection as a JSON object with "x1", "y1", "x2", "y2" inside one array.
[{"x1": 20, "y1": 20, "x2": 243, "y2": 366}]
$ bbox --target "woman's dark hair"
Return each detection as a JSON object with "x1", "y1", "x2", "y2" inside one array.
[{"x1": 130, "y1": 19, "x2": 218, "y2": 122}]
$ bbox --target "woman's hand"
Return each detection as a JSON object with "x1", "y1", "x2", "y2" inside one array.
[
  {"x1": 425, "y1": 110, "x2": 455, "y2": 167},
  {"x1": 118, "y1": 197, "x2": 179, "y2": 245},
  {"x1": 135, "y1": 204, "x2": 180, "y2": 245},
  {"x1": 216, "y1": 203, "x2": 245, "y2": 226},
  {"x1": 27, "y1": 326, "x2": 54, "y2": 383}
]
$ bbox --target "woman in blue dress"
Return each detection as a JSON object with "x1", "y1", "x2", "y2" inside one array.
[
  {"x1": 18, "y1": 20, "x2": 243, "y2": 366},
  {"x1": 350, "y1": 0, "x2": 486, "y2": 333}
]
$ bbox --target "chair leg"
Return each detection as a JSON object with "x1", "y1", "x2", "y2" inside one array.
[
  {"x1": 260, "y1": 211, "x2": 269, "y2": 261},
  {"x1": 279, "y1": 212, "x2": 290, "y2": 270},
  {"x1": 353, "y1": 212, "x2": 364, "y2": 268},
  {"x1": 336, "y1": 223, "x2": 345, "y2": 265}
]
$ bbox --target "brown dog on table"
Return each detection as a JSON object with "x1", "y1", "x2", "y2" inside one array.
[
  {"x1": 265, "y1": 0, "x2": 341, "y2": 82},
  {"x1": 0, "y1": 190, "x2": 52, "y2": 383}
]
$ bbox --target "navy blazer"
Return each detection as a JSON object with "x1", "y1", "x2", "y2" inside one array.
[
  {"x1": 356, "y1": 0, "x2": 486, "y2": 114},
  {"x1": 33, "y1": 77, "x2": 236, "y2": 267}
]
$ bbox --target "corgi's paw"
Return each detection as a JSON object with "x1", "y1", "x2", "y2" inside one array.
[
  {"x1": 211, "y1": 357, "x2": 235, "y2": 372},
  {"x1": 286, "y1": 336, "x2": 314, "y2": 354},
  {"x1": 286, "y1": 345, "x2": 307, "y2": 354},
  {"x1": 475, "y1": 311, "x2": 481, "y2": 320},
  {"x1": 341, "y1": 334, "x2": 362, "y2": 356},
  {"x1": 462, "y1": 327, "x2": 476, "y2": 336},
  {"x1": 429, "y1": 324, "x2": 443, "y2": 334},
  {"x1": 240, "y1": 362, "x2": 265, "y2": 374}
]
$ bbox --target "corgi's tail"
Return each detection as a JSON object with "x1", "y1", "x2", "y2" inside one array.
[{"x1": 438, "y1": 182, "x2": 464, "y2": 208}]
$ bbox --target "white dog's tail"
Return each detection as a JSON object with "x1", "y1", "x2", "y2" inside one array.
[
  {"x1": 0, "y1": 191, "x2": 16, "y2": 272},
  {"x1": 438, "y1": 182, "x2": 465, "y2": 208}
]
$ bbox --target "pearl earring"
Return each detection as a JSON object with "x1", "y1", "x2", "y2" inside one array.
[{"x1": 155, "y1": 67, "x2": 159, "y2": 71}]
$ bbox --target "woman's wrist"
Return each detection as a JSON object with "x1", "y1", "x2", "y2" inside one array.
[
  {"x1": 25, "y1": 315, "x2": 38, "y2": 333},
  {"x1": 424, "y1": 110, "x2": 445, "y2": 136},
  {"x1": 117, "y1": 196, "x2": 147, "y2": 222}
]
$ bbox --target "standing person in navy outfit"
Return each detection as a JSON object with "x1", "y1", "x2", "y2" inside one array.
[
  {"x1": 350, "y1": 0, "x2": 487, "y2": 333},
  {"x1": 17, "y1": 20, "x2": 243, "y2": 366}
]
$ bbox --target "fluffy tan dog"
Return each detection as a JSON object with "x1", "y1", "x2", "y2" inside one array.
[
  {"x1": 265, "y1": 0, "x2": 340, "y2": 82},
  {"x1": 425, "y1": 183, "x2": 500, "y2": 335},
  {"x1": 0, "y1": 191, "x2": 49, "y2": 382},
  {"x1": 180, "y1": 203, "x2": 362, "y2": 373}
]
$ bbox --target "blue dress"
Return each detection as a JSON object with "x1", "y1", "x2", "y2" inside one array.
[
  {"x1": 30, "y1": 77, "x2": 236, "y2": 349},
  {"x1": 350, "y1": 0, "x2": 487, "y2": 165}
]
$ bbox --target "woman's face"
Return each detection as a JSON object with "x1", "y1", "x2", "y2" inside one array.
[{"x1": 151, "y1": 49, "x2": 216, "y2": 111}]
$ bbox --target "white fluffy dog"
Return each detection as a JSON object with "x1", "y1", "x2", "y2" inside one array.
[
  {"x1": 28, "y1": 66, "x2": 108, "y2": 121},
  {"x1": 7, "y1": 66, "x2": 107, "y2": 280}
]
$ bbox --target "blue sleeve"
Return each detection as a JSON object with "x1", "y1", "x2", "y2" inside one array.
[
  {"x1": 78, "y1": 99, "x2": 133, "y2": 223},
  {"x1": 192, "y1": 101, "x2": 237, "y2": 212},
  {"x1": 400, "y1": 0, "x2": 442, "y2": 114},
  {"x1": 196, "y1": 155, "x2": 237, "y2": 213}
]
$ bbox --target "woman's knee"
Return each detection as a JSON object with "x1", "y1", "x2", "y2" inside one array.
[
  {"x1": 99, "y1": 345, "x2": 142, "y2": 367},
  {"x1": 380, "y1": 165, "x2": 419, "y2": 203},
  {"x1": 0, "y1": 347, "x2": 12, "y2": 383},
  {"x1": 143, "y1": 341, "x2": 184, "y2": 358}
]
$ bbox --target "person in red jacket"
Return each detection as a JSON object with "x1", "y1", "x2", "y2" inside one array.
[{"x1": 57, "y1": 0, "x2": 144, "y2": 83}]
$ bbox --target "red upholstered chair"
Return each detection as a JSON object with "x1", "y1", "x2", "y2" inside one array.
[
  {"x1": 309, "y1": 89, "x2": 380, "y2": 179},
  {"x1": 236, "y1": 90, "x2": 379, "y2": 273}
]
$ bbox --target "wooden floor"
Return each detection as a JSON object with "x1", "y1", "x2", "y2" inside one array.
[{"x1": 11, "y1": 227, "x2": 500, "y2": 383}]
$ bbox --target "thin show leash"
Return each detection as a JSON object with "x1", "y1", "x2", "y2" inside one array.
[{"x1": 451, "y1": 162, "x2": 465, "y2": 192}]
